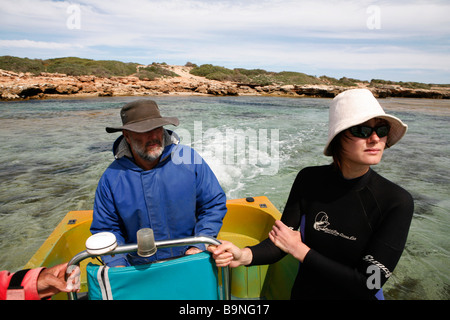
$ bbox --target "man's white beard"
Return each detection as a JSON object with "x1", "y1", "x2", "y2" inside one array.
[{"x1": 130, "y1": 138, "x2": 164, "y2": 162}]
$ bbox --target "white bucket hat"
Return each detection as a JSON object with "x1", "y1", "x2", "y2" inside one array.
[{"x1": 324, "y1": 89, "x2": 407, "y2": 156}]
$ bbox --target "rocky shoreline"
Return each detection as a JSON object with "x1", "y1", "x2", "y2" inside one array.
[{"x1": 1, "y1": 65, "x2": 449, "y2": 101}]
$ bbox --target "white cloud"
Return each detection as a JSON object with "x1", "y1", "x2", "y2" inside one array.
[
  {"x1": 0, "y1": 0, "x2": 449, "y2": 82},
  {"x1": 2, "y1": 0, "x2": 448, "y2": 40},
  {"x1": 0, "y1": 39, "x2": 84, "y2": 50}
]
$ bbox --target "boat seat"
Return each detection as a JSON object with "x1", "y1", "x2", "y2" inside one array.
[{"x1": 86, "y1": 252, "x2": 220, "y2": 300}]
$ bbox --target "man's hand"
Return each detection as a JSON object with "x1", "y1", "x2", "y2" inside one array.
[{"x1": 185, "y1": 247, "x2": 203, "y2": 255}]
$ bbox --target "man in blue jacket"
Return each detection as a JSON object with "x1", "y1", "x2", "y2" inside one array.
[{"x1": 91, "y1": 99, "x2": 227, "y2": 267}]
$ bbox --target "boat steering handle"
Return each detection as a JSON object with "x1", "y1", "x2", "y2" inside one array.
[{"x1": 66, "y1": 235, "x2": 230, "y2": 300}]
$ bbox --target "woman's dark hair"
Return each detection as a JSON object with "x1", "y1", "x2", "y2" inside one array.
[{"x1": 328, "y1": 131, "x2": 349, "y2": 171}]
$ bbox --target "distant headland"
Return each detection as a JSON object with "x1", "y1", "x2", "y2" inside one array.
[{"x1": 1, "y1": 56, "x2": 449, "y2": 101}]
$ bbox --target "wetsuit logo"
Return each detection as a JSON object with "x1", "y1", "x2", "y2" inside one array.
[{"x1": 313, "y1": 212, "x2": 357, "y2": 241}]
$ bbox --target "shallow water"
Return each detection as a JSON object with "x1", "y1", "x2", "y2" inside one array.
[{"x1": 0, "y1": 96, "x2": 448, "y2": 299}]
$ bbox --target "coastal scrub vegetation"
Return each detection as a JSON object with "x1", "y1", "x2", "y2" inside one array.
[
  {"x1": 190, "y1": 64, "x2": 324, "y2": 86},
  {"x1": 1, "y1": 56, "x2": 446, "y2": 88},
  {"x1": 369, "y1": 79, "x2": 440, "y2": 90},
  {"x1": 190, "y1": 64, "x2": 365, "y2": 87},
  {"x1": 0, "y1": 56, "x2": 181, "y2": 80},
  {"x1": 136, "y1": 63, "x2": 179, "y2": 80},
  {"x1": 44, "y1": 57, "x2": 139, "y2": 77},
  {"x1": 0, "y1": 56, "x2": 45, "y2": 75},
  {"x1": 0, "y1": 56, "x2": 139, "y2": 78},
  {"x1": 189, "y1": 64, "x2": 449, "y2": 88}
]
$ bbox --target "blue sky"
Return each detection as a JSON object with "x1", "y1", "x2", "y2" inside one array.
[{"x1": 0, "y1": 0, "x2": 449, "y2": 83}]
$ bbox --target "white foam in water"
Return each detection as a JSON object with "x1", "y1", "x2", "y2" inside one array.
[{"x1": 177, "y1": 122, "x2": 281, "y2": 198}]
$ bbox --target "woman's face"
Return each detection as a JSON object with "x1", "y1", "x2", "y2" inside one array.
[{"x1": 340, "y1": 118, "x2": 388, "y2": 174}]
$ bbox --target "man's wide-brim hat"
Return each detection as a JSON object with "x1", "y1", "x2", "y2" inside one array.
[
  {"x1": 106, "y1": 99, "x2": 179, "y2": 133},
  {"x1": 324, "y1": 89, "x2": 407, "y2": 156}
]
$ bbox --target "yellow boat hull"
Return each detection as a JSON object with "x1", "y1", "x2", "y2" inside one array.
[{"x1": 25, "y1": 196, "x2": 296, "y2": 300}]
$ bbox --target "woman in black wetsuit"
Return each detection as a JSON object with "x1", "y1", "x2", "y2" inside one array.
[{"x1": 209, "y1": 89, "x2": 414, "y2": 299}]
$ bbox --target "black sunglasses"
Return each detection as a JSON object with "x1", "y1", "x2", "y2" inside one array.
[{"x1": 349, "y1": 125, "x2": 390, "y2": 139}]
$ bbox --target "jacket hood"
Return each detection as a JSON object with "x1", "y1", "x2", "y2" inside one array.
[{"x1": 112, "y1": 129, "x2": 180, "y2": 164}]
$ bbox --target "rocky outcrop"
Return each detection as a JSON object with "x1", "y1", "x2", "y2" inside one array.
[
  {"x1": 0, "y1": 68, "x2": 241, "y2": 100},
  {"x1": 1, "y1": 67, "x2": 449, "y2": 101},
  {"x1": 371, "y1": 86, "x2": 450, "y2": 99}
]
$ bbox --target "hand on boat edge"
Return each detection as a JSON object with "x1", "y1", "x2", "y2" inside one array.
[
  {"x1": 37, "y1": 263, "x2": 80, "y2": 299},
  {"x1": 207, "y1": 240, "x2": 252, "y2": 268}
]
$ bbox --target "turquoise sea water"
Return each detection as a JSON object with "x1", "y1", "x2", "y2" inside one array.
[{"x1": 0, "y1": 96, "x2": 448, "y2": 299}]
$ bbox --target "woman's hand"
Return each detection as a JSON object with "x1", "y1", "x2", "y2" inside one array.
[
  {"x1": 269, "y1": 220, "x2": 310, "y2": 262},
  {"x1": 207, "y1": 240, "x2": 252, "y2": 268}
]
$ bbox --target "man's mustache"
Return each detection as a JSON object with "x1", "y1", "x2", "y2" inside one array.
[{"x1": 145, "y1": 140, "x2": 162, "y2": 147}]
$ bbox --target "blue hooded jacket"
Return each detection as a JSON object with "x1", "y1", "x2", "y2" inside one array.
[{"x1": 90, "y1": 130, "x2": 227, "y2": 266}]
